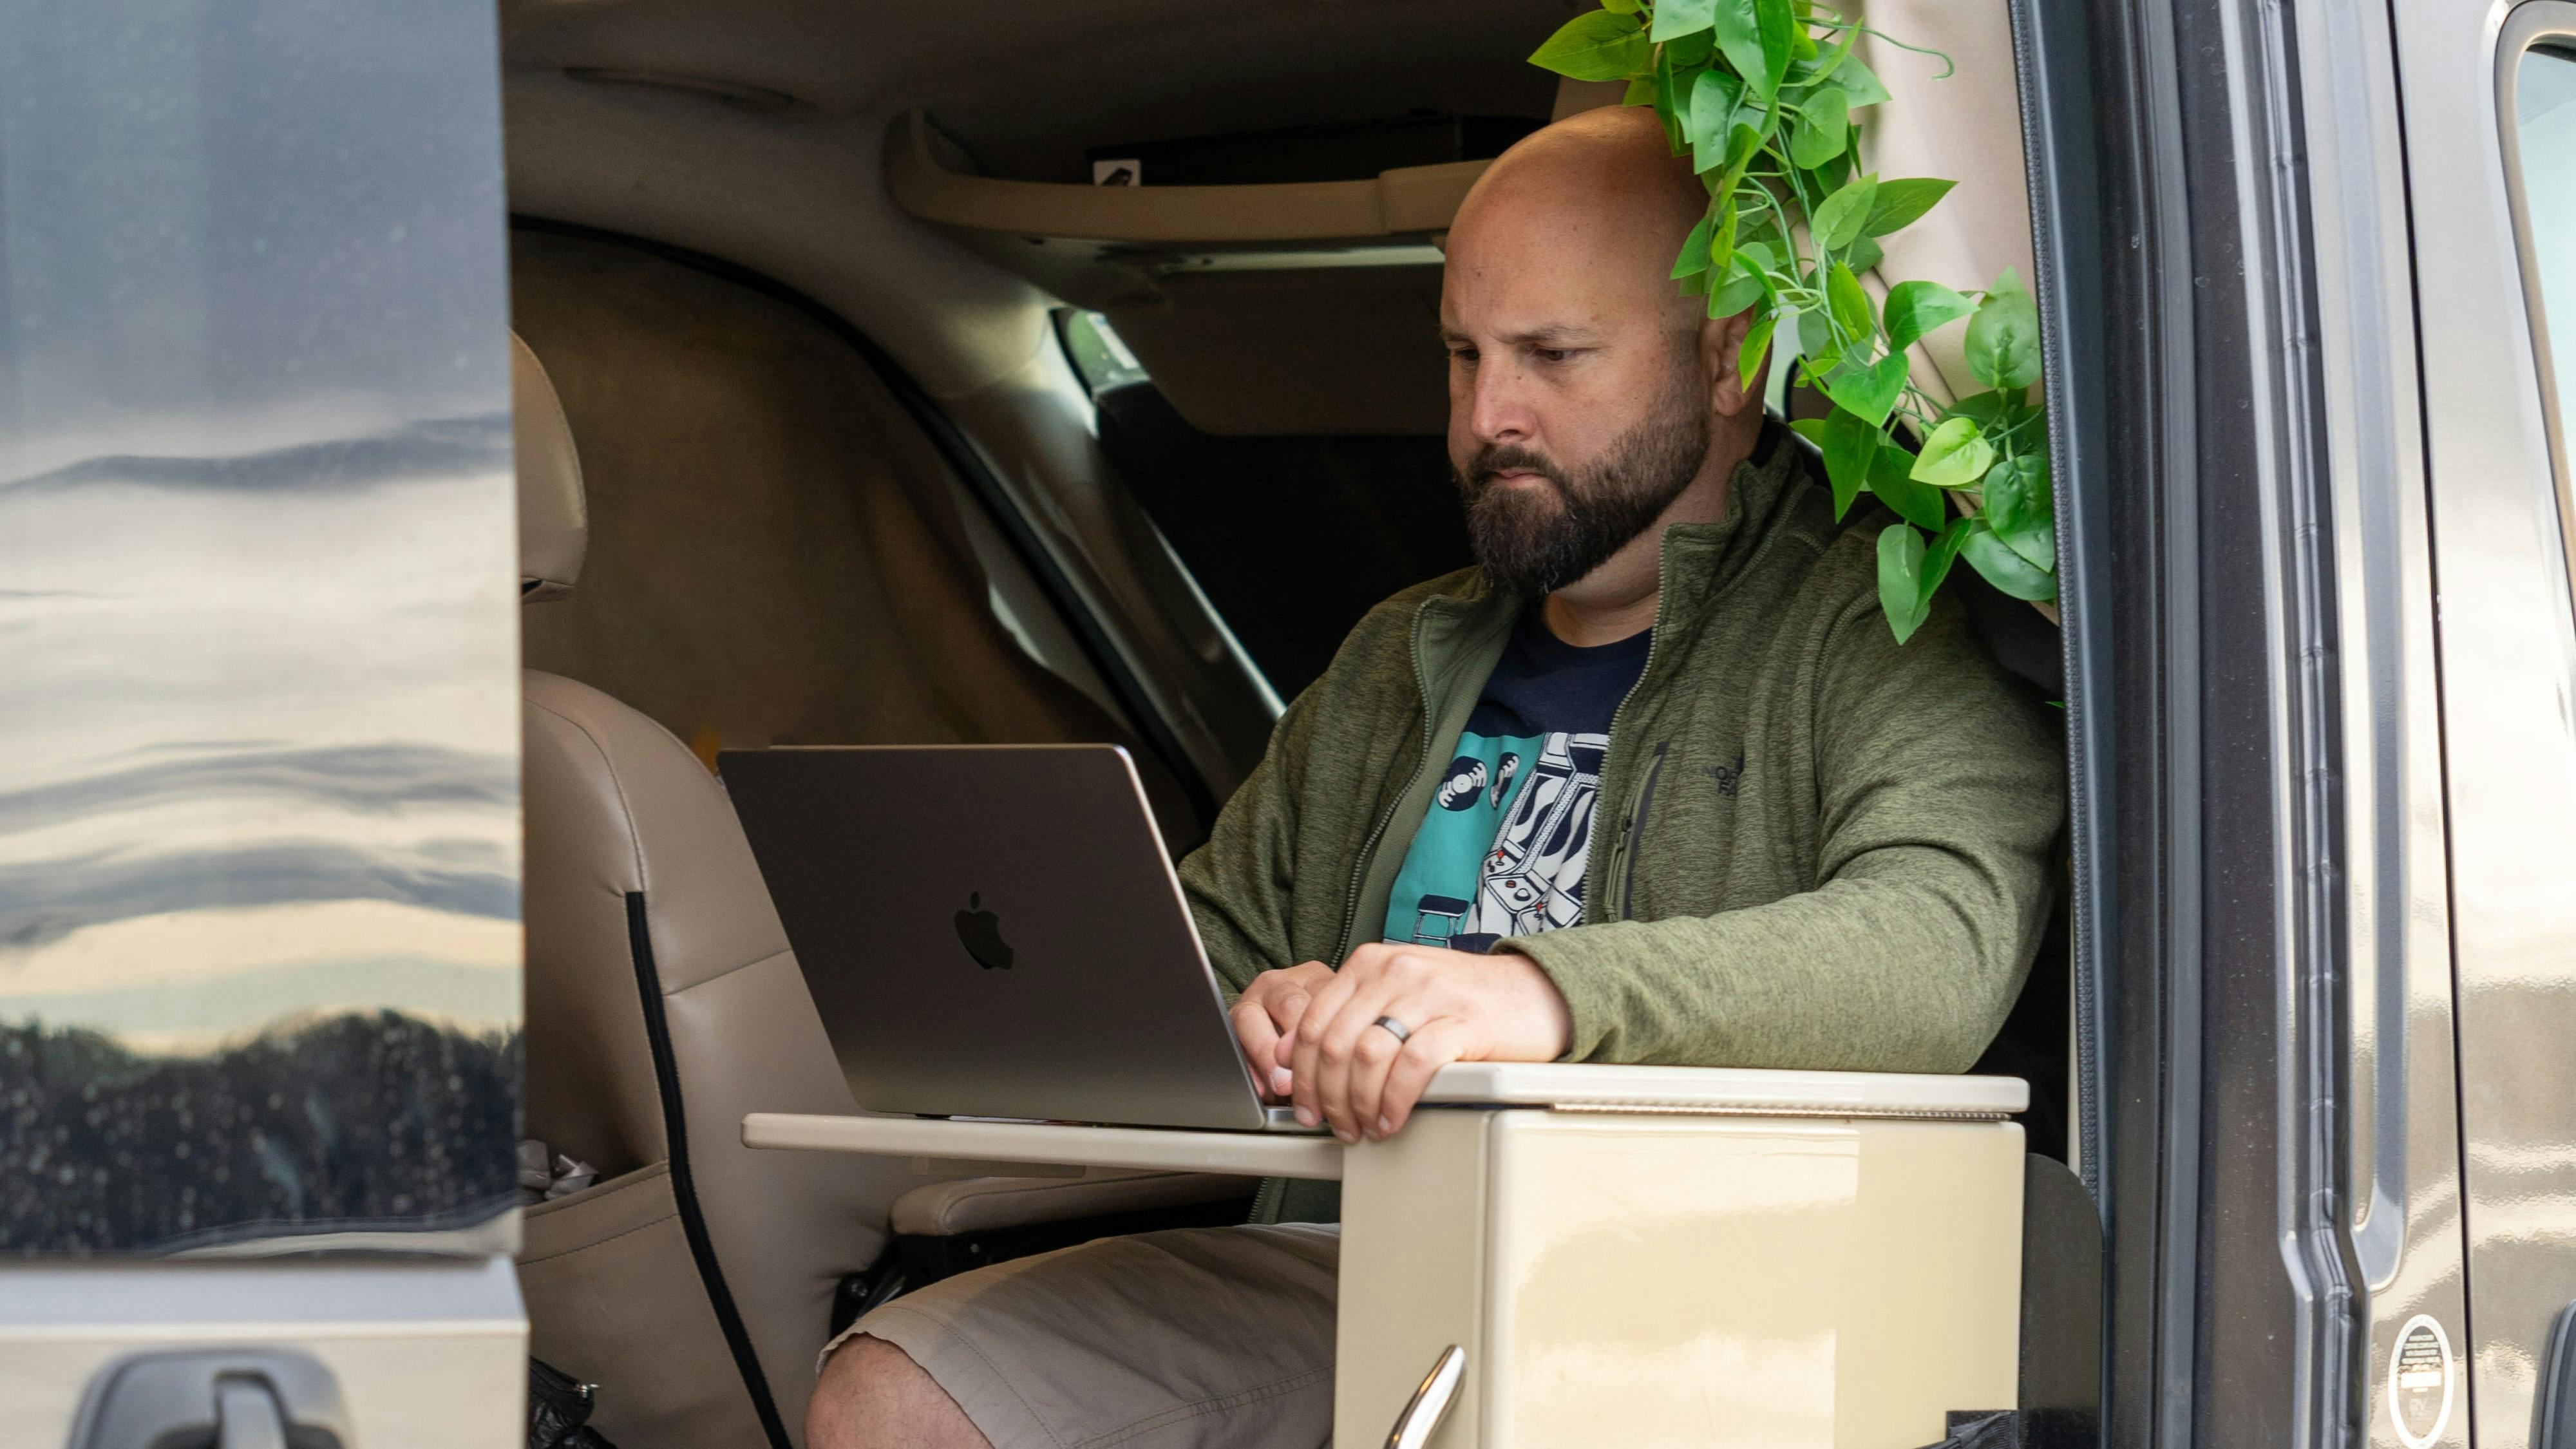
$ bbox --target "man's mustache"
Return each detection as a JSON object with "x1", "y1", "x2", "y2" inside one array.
[{"x1": 1463, "y1": 445, "x2": 1568, "y2": 494}]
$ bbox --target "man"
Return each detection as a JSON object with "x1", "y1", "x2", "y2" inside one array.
[{"x1": 809, "y1": 104, "x2": 2063, "y2": 1449}]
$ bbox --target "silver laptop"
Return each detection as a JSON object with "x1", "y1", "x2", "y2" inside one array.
[{"x1": 721, "y1": 743, "x2": 1305, "y2": 1132}]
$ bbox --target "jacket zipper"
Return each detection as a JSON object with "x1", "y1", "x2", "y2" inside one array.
[
  {"x1": 1331, "y1": 609, "x2": 1440, "y2": 962},
  {"x1": 1258, "y1": 616, "x2": 1438, "y2": 1227},
  {"x1": 1612, "y1": 743, "x2": 1670, "y2": 921},
  {"x1": 1590, "y1": 544, "x2": 1676, "y2": 924}
]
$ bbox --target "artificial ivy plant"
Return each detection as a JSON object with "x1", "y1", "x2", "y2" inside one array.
[{"x1": 1530, "y1": 0, "x2": 2055, "y2": 641}]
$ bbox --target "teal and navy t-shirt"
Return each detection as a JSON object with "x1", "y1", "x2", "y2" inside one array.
[{"x1": 1380, "y1": 609, "x2": 1651, "y2": 952}]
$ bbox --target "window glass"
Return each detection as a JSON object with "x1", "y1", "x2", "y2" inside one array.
[
  {"x1": 0, "y1": 0, "x2": 520, "y2": 1253},
  {"x1": 1059, "y1": 314, "x2": 1472, "y2": 699},
  {"x1": 1057, "y1": 310, "x2": 1151, "y2": 396},
  {"x1": 2515, "y1": 46, "x2": 2576, "y2": 444}
]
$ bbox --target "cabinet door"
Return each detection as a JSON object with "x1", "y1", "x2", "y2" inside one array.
[
  {"x1": 2392, "y1": 3, "x2": 2576, "y2": 1446},
  {"x1": 0, "y1": 0, "x2": 526, "y2": 1440}
]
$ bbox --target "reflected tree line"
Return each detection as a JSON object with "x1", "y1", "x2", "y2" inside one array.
[{"x1": 0, "y1": 1010, "x2": 518, "y2": 1253}]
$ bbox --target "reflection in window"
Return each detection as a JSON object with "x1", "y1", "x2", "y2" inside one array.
[
  {"x1": 2515, "y1": 46, "x2": 2576, "y2": 451},
  {"x1": 0, "y1": 0, "x2": 520, "y2": 1253}
]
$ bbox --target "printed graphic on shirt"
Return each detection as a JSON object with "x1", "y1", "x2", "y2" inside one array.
[
  {"x1": 1384, "y1": 728, "x2": 1608, "y2": 953},
  {"x1": 1378, "y1": 604, "x2": 1647, "y2": 954}
]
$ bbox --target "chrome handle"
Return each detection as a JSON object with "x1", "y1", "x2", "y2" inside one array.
[{"x1": 1384, "y1": 1343, "x2": 1466, "y2": 1449}]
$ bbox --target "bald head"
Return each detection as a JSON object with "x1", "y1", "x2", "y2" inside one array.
[
  {"x1": 1437, "y1": 103, "x2": 1768, "y2": 612},
  {"x1": 1448, "y1": 106, "x2": 1713, "y2": 336}
]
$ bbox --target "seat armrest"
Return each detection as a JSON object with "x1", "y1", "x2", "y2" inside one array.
[{"x1": 889, "y1": 1170, "x2": 1253, "y2": 1237}]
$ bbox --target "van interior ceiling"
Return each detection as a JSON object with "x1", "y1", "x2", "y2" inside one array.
[{"x1": 493, "y1": 0, "x2": 2081, "y2": 1441}]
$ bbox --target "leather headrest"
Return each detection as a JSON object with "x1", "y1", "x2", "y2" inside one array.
[{"x1": 514, "y1": 333, "x2": 587, "y2": 602}]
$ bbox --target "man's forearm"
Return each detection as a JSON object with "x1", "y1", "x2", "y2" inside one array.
[{"x1": 1503, "y1": 847, "x2": 2052, "y2": 1074}]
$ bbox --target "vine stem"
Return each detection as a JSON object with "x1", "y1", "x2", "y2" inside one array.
[{"x1": 1799, "y1": 21, "x2": 1959, "y2": 78}]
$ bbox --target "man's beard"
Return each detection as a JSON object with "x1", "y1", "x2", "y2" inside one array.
[{"x1": 1454, "y1": 380, "x2": 1711, "y2": 598}]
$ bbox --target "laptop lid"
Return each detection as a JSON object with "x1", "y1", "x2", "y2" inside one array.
[{"x1": 721, "y1": 743, "x2": 1270, "y2": 1131}]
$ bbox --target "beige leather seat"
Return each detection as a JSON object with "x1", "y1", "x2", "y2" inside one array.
[
  {"x1": 511, "y1": 334, "x2": 914, "y2": 1449},
  {"x1": 507, "y1": 334, "x2": 1249, "y2": 1448}
]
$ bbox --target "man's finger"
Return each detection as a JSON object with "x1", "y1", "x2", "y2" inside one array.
[
  {"x1": 1288, "y1": 972, "x2": 1362, "y2": 1130},
  {"x1": 1229, "y1": 998, "x2": 1287, "y2": 1099},
  {"x1": 1347, "y1": 1002, "x2": 1430, "y2": 1141},
  {"x1": 1373, "y1": 1017, "x2": 1473, "y2": 1137},
  {"x1": 1308, "y1": 977, "x2": 1399, "y2": 1143}
]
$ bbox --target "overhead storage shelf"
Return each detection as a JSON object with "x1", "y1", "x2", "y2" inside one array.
[
  {"x1": 885, "y1": 110, "x2": 1489, "y2": 246},
  {"x1": 884, "y1": 110, "x2": 1468, "y2": 435}
]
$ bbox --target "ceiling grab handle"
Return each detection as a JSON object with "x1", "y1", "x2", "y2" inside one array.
[{"x1": 1383, "y1": 1343, "x2": 1467, "y2": 1449}]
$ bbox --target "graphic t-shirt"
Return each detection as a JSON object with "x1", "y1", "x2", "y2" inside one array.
[{"x1": 1379, "y1": 609, "x2": 1651, "y2": 953}]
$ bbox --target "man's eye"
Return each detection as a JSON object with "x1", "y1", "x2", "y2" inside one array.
[
  {"x1": 1449, "y1": 346, "x2": 1479, "y2": 366},
  {"x1": 1535, "y1": 348, "x2": 1574, "y2": 365}
]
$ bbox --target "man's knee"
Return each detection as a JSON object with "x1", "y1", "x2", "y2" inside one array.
[{"x1": 806, "y1": 1334, "x2": 990, "y2": 1449}]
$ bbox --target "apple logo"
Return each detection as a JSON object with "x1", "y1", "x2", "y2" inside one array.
[{"x1": 952, "y1": 892, "x2": 1014, "y2": 971}]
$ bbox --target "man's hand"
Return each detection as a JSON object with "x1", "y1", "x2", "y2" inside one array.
[
  {"x1": 1235, "y1": 943, "x2": 1572, "y2": 1144},
  {"x1": 1228, "y1": 961, "x2": 1338, "y2": 1101}
]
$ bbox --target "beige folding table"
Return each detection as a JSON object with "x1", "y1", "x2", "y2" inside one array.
[{"x1": 746, "y1": 1063, "x2": 2027, "y2": 1448}]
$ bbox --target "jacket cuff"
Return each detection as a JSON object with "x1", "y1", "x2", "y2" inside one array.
[{"x1": 1495, "y1": 930, "x2": 1625, "y2": 1063}]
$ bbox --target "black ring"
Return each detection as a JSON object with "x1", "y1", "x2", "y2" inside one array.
[{"x1": 1372, "y1": 1015, "x2": 1412, "y2": 1046}]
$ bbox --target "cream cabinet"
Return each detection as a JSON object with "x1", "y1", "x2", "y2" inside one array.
[{"x1": 746, "y1": 1063, "x2": 2028, "y2": 1448}]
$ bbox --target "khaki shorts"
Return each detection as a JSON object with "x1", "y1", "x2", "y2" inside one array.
[{"x1": 821, "y1": 1223, "x2": 1340, "y2": 1449}]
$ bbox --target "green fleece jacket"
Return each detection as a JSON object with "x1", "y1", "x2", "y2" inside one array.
[{"x1": 1180, "y1": 426, "x2": 2063, "y2": 1217}]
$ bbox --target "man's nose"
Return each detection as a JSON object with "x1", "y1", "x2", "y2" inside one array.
[{"x1": 1468, "y1": 365, "x2": 1535, "y2": 444}]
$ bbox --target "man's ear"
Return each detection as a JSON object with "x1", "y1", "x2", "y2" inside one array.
[{"x1": 1700, "y1": 307, "x2": 1763, "y2": 419}]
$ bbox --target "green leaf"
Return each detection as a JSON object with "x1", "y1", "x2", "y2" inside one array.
[
  {"x1": 1961, "y1": 521, "x2": 2058, "y2": 600},
  {"x1": 1687, "y1": 68, "x2": 1741, "y2": 173},
  {"x1": 1796, "y1": 303, "x2": 1832, "y2": 361},
  {"x1": 1964, "y1": 275, "x2": 2043, "y2": 392},
  {"x1": 1910, "y1": 415, "x2": 1996, "y2": 488},
  {"x1": 1709, "y1": 254, "x2": 1767, "y2": 316},
  {"x1": 1869, "y1": 444, "x2": 1949, "y2": 531},
  {"x1": 1706, "y1": 194, "x2": 1739, "y2": 276},
  {"x1": 1821, "y1": 348, "x2": 1908, "y2": 427},
  {"x1": 1812, "y1": 144, "x2": 1856, "y2": 194},
  {"x1": 1531, "y1": 10, "x2": 1651, "y2": 81},
  {"x1": 1711, "y1": 0, "x2": 1770, "y2": 100},
  {"x1": 1671, "y1": 208, "x2": 1717, "y2": 279},
  {"x1": 1799, "y1": 18, "x2": 1858, "y2": 85},
  {"x1": 1788, "y1": 415, "x2": 1830, "y2": 447},
  {"x1": 1651, "y1": 48, "x2": 1685, "y2": 148},
  {"x1": 1826, "y1": 260, "x2": 1873, "y2": 341},
  {"x1": 1883, "y1": 280, "x2": 1976, "y2": 351},
  {"x1": 1650, "y1": 0, "x2": 1716, "y2": 43},
  {"x1": 1830, "y1": 53, "x2": 1893, "y2": 107},
  {"x1": 1980, "y1": 453, "x2": 2056, "y2": 572},
  {"x1": 1623, "y1": 76, "x2": 1659, "y2": 105},
  {"x1": 1736, "y1": 238, "x2": 1780, "y2": 274},
  {"x1": 1738, "y1": 308, "x2": 1779, "y2": 391},
  {"x1": 1723, "y1": 118, "x2": 1763, "y2": 174},
  {"x1": 1813, "y1": 172, "x2": 1879, "y2": 251},
  {"x1": 1843, "y1": 233, "x2": 1883, "y2": 272},
  {"x1": 1754, "y1": 0, "x2": 1798, "y2": 98},
  {"x1": 1666, "y1": 28, "x2": 1716, "y2": 67},
  {"x1": 1920, "y1": 516, "x2": 1973, "y2": 607},
  {"x1": 1878, "y1": 524, "x2": 1932, "y2": 643},
  {"x1": 1819, "y1": 406, "x2": 1880, "y2": 520},
  {"x1": 1860, "y1": 177, "x2": 1956, "y2": 238},
  {"x1": 1944, "y1": 388, "x2": 2030, "y2": 433},
  {"x1": 1786, "y1": 85, "x2": 1848, "y2": 168},
  {"x1": 1603, "y1": 0, "x2": 1644, "y2": 14}
]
